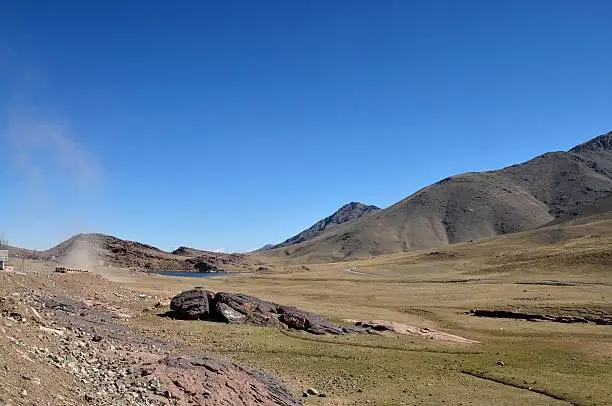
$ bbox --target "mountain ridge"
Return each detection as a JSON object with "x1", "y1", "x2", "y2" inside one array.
[
  {"x1": 261, "y1": 131, "x2": 612, "y2": 262},
  {"x1": 6, "y1": 131, "x2": 612, "y2": 266},
  {"x1": 5, "y1": 233, "x2": 257, "y2": 272},
  {"x1": 272, "y1": 202, "x2": 380, "y2": 249}
]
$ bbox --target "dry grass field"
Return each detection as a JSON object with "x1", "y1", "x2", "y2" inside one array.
[{"x1": 99, "y1": 211, "x2": 612, "y2": 405}]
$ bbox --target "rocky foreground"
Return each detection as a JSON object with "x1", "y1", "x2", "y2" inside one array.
[{"x1": 0, "y1": 271, "x2": 301, "y2": 406}]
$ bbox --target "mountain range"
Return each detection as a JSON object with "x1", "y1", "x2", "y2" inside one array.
[
  {"x1": 260, "y1": 131, "x2": 612, "y2": 262},
  {"x1": 6, "y1": 131, "x2": 612, "y2": 267}
]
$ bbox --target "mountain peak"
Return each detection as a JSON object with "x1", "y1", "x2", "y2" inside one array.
[
  {"x1": 570, "y1": 131, "x2": 612, "y2": 153},
  {"x1": 252, "y1": 244, "x2": 275, "y2": 252},
  {"x1": 273, "y1": 202, "x2": 380, "y2": 249},
  {"x1": 338, "y1": 201, "x2": 379, "y2": 211}
]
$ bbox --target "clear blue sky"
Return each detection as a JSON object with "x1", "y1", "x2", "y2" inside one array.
[{"x1": 1, "y1": 0, "x2": 610, "y2": 252}]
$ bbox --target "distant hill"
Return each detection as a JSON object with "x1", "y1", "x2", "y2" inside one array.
[
  {"x1": 172, "y1": 246, "x2": 216, "y2": 256},
  {"x1": 272, "y1": 202, "x2": 380, "y2": 249},
  {"x1": 263, "y1": 131, "x2": 612, "y2": 262},
  {"x1": 252, "y1": 244, "x2": 275, "y2": 252},
  {"x1": 8, "y1": 234, "x2": 258, "y2": 272}
]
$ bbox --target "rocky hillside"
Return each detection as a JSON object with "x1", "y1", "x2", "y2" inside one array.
[
  {"x1": 0, "y1": 270, "x2": 301, "y2": 405},
  {"x1": 264, "y1": 131, "x2": 612, "y2": 262},
  {"x1": 544, "y1": 194, "x2": 612, "y2": 226},
  {"x1": 273, "y1": 202, "x2": 380, "y2": 249},
  {"x1": 252, "y1": 244, "x2": 275, "y2": 252},
  {"x1": 8, "y1": 234, "x2": 261, "y2": 272}
]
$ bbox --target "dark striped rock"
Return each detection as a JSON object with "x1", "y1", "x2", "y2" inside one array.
[
  {"x1": 169, "y1": 289, "x2": 214, "y2": 320},
  {"x1": 168, "y1": 290, "x2": 347, "y2": 334},
  {"x1": 138, "y1": 355, "x2": 301, "y2": 405}
]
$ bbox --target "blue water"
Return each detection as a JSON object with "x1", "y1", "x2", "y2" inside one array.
[{"x1": 153, "y1": 271, "x2": 233, "y2": 278}]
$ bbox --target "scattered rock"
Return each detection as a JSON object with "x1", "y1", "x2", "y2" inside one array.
[
  {"x1": 92, "y1": 335, "x2": 103, "y2": 342},
  {"x1": 39, "y1": 326, "x2": 65, "y2": 336},
  {"x1": 21, "y1": 376, "x2": 41, "y2": 386},
  {"x1": 425, "y1": 251, "x2": 456, "y2": 258},
  {"x1": 344, "y1": 319, "x2": 478, "y2": 343},
  {"x1": 497, "y1": 361, "x2": 505, "y2": 366},
  {"x1": 306, "y1": 388, "x2": 319, "y2": 396},
  {"x1": 27, "y1": 305, "x2": 44, "y2": 324}
]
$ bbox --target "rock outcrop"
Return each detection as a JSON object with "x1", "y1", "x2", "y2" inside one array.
[
  {"x1": 170, "y1": 290, "x2": 213, "y2": 320},
  {"x1": 167, "y1": 290, "x2": 346, "y2": 335},
  {"x1": 138, "y1": 356, "x2": 301, "y2": 406},
  {"x1": 469, "y1": 309, "x2": 612, "y2": 325}
]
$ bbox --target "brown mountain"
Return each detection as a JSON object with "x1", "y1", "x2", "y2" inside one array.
[
  {"x1": 272, "y1": 202, "x2": 380, "y2": 249},
  {"x1": 544, "y1": 193, "x2": 612, "y2": 226},
  {"x1": 8, "y1": 234, "x2": 256, "y2": 272},
  {"x1": 264, "y1": 131, "x2": 612, "y2": 262},
  {"x1": 252, "y1": 244, "x2": 276, "y2": 252}
]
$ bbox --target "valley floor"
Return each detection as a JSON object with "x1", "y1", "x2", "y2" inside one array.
[{"x1": 2, "y1": 231, "x2": 611, "y2": 405}]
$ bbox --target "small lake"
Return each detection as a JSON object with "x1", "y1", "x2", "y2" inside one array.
[{"x1": 153, "y1": 271, "x2": 234, "y2": 278}]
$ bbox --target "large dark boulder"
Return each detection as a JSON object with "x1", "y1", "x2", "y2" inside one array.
[
  {"x1": 213, "y1": 292, "x2": 342, "y2": 333},
  {"x1": 213, "y1": 293, "x2": 284, "y2": 328},
  {"x1": 193, "y1": 261, "x2": 221, "y2": 272},
  {"x1": 215, "y1": 302, "x2": 247, "y2": 323},
  {"x1": 214, "y1": 292, "x2": 280, "y2": 314},
  {"x1": 168, "y1": 289, "x2": 358, "y2": 334},
  {"x1": 278, "y1": 308, "x2": 344, "y2": 335},
  {"x1": 169, "y1": 289, "x2": 214, "y2": 320}
]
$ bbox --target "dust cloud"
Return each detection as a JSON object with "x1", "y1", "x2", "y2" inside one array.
[
  {"x1": 6, "y1": 107, "x2": 107, "y2": 251},
  {"x1": 10, "y1": 115, "x2": 103, "y2": 194},
  {"x1": 59, "y1": 238, "x2": 103, "y2": 271}
]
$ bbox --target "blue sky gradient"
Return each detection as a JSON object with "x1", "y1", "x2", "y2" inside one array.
[{"x1": 1, "y1": 0, "x2": 611, "y2": 252}]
